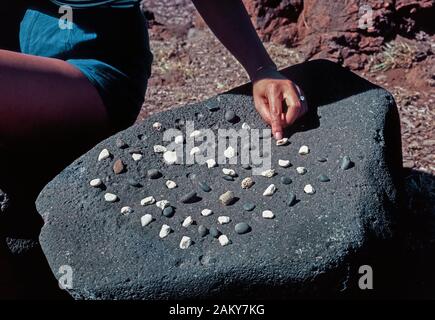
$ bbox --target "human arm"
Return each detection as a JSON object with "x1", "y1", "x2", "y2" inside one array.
[{"x1": 191, "y1": 0, "x2": 307, "y2": 139}]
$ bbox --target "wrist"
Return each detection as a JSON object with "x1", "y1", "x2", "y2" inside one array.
[{"x1": 249, "y1": 63, "x2": 279, "y2": 83}]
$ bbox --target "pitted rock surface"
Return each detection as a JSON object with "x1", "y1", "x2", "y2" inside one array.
[{"x1": 36, "y1": 60, "x2": 402, "y2": 299}]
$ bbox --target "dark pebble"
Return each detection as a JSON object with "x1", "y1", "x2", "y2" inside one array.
[
  {"x1": 317, "y1": 157, "x2": 327, "y2": 163},
  {"x1": 243, "y1": 203, "x2": 256, "y2": 211},
  {"x1": 116, "y1": 138, "x2": 128, "y2": 149},
  {"x1": 242, "y1": 164, "x2": 251, "y2": 170},
  {"x1": 163, "y1": 206, "x2": 175, "y2": 218},
  {"x1": 127, "y1": 179, "x2": 142, "y2": 188},
  {"x1": 280, "y1": 176, "x2": 292, "y2": 185},
  {"x1": 222, "y1": 175, "x2": 234, "y2": 181},
  {"x1": 209, "y1": 226, "x2": 221, "y2": 238},
  {"x1": 318, "y1": 174, "x2": 330, "y2": 182},
  {"x1": 224, "y1": 110, "x2": 236, "y2": 122},
  {"x1": 148, "y1": 169, "x2": 162, "y2": 179},
  {"x1": 206, "y1": 102, "x2": 219, "y2": 112},
  {"x1": 235, "y1": 222, "x2": 251, "y2": 235},
  {"x1": 199, "y1": 182, "x2": 211, "y2": 192},
  {"x1": 340, "y1": 156, "x2": 354, "y2": 170},
  {"x1": 180, "y1": 191, "x2": 197, "y2": 204},
  {"x1": 198, "y1": 225, "x2": 208, "y2": 237},
  {"x1": 287, "y1": 193, "x2": 297, "y2": 207}
]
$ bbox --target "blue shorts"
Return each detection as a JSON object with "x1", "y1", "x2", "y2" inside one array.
[{"x1": 19, "y1": 3, "x2": 153, "y2": 130}]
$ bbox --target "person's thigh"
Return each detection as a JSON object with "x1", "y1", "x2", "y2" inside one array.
[{"x1": 0, "y1": 49, "x2": 111, "y2": 146}]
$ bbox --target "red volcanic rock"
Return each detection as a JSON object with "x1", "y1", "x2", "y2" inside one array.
[{"x1": 243, "y1": 0, "x2": 433, "y2": 69}]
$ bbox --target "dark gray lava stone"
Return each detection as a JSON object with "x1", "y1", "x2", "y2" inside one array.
[
  {"x1": 243, "y1": 203, "x2": 256, "y2": 212},
  {"x1": 36, "y1": 60, "x2": 402, "y2": 300},
  {"x1": 199, "y1": 182, "x2": 211, "y2": 192},
  {"x1": 198, "y1": 225, "x2": 208, "y2": 237},
  {"x1": 127, "y1": 179, "x2": 142, "y2": 188},
  {"x1": 287, "y1": 193, "x2": 297, "y2": 207},
  {"x1": 179, "y1": 191, "x2": 197, "y2": 204},
  {"x1": 281, "y1": 176, "x2": 292, "y2": 185},
  {"x1": 225, "y1": 110, "x2": 236, "y2": 122},
  {"x1": 318, "y1": 174, "x2": 331, "y2": 182},
  {"x1": 235, "y1": 222, "x2": 251, "y2": 234},
  {"x1": 209, "y1": 226, "x2": 221, "y2": 239},
  {"x1": 162, "y1": 206, "x2": 175, "y2": 218},
  {"x1": 341, "y1": 156, "x2": 354, "y2": 170}
]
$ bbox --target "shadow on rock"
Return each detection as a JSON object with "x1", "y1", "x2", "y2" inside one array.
[{"x1": 229, "y1": 59, "x2": 380, "y2": 138}]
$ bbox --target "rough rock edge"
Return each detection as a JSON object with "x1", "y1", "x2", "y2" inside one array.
[{"x1": 36, "y1": 60, "x2": 403, "y2": 299}]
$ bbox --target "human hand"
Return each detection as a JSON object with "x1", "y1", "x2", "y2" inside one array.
[{"x1": 252, "y1": 69, "x2": 308, "y2": 140}]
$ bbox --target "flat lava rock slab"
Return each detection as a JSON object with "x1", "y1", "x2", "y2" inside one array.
[{"x1": 36, "y1": 60, "x2": 402, "y2": 299}]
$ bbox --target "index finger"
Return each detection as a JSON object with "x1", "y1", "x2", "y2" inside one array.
[{"x1": 267, "y1": 85, "x2": 284, "y2": 139}]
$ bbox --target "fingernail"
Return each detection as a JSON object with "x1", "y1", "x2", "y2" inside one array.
[{"x1": 275, "y1": 132, "x2": 283, "y2": 140}]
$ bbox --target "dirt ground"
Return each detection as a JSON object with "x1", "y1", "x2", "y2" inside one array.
[{"x1": 139, "y1": 1, "x2": 434, "y2": 175}]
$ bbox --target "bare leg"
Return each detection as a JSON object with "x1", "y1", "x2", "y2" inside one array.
[{"x1": 0, "y1": 49, "x2": 111, "y2": 147}]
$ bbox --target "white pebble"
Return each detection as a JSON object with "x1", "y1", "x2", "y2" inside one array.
[
  {"x1": 104, "y1": 193, "x2": 118, "y2": 202},
  {"x1": 152, "y1": 122, "x2": 162, "y2": 131},
  {"x1": 131, "y1": 153, "x2": 143, "y2": 161},
  {"x1": 156, "y1": 200, "x2": 170, "y2": 210},
  {"x1": 165, "y1": 180, "x2": 177, "y2": 189},
  {"x1": 241, "y1": 177, "x2": 254, "y2": 189},
  {"x1": 159, "y1": 224, "x2": 171, "y2": 238},
  {"x1": 163, "y1": 150, "x2": 178, "y2": 164},
  {"x1": 299, "y1": 145, "x2": 310, "y2": 155},
  {"x1": 179, "y1": 236, "x2": 192, "y2": 249},
  {"x1": 190, "y1": 130, "x2": 201, "y2": 138},
  {"x1": 174, "y1": 135, "x2": 184, "y2": 144},
  {"x1": 89, "y1": 178, "x2": 103, "y2": 187},
  {"x1": 153, "y1": 145, "x2": 167, "y2": 153},
  {"x1": 201, "y1": 209, "x2": 213, "y2": 217},
  {"x1": 276, "y1": 138, "x2": 289, "y2": 146},
  {"x1": 304, "y1": 184, "x2": 316, "y2": 194},
  {"x1": 296, "y1": 167, "x2": 307, "y2": 175},
  {"x1": 140, "y1": 214, "x2": 154, "y2": 227},
  {"x1": 206, "y1": 159, "x2": 217, "y2": 168},
  {"x1": 262, "y1": 210, "x2": 275, "y2": 219},
  {"x1": 224, "y1": 146, "x2": 236, "y2": 159},
  {"x1": 98, "y1": 149, "x2": 110, "y2": 161},
  {"x1": 218, "y1": 235, "x2": 231, "y2": 246},
  {"x1": 190, "y1": 147, "x2": 201, "y2": 156},
  {"x1": 242, "y1": 122, "x2": 251, "y2": 130},
  {"x1": 140, "y1": 196, "x2": 155, "y2": 206},
  {"x1": 263, "y1": 184, "x2": 277, "y2": 196},
  {"x1": 278, "y1": 159, "x2": 291, "y2": 168},
  {"x1": 218, "y1": 216, "x2": 231, "y2": 224},
  {"x1": 222, "y1": 168, "x2": 237, "y2": 177},
  {"x1": 120, "y1": 206, "x2": 133, "y2": 215},
  {"x1": 261, "y1": 169, "x2": 276, "y2": 178},
  {"x1": 182, "y1": 216, "x2": 194, "y2": 228}
]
